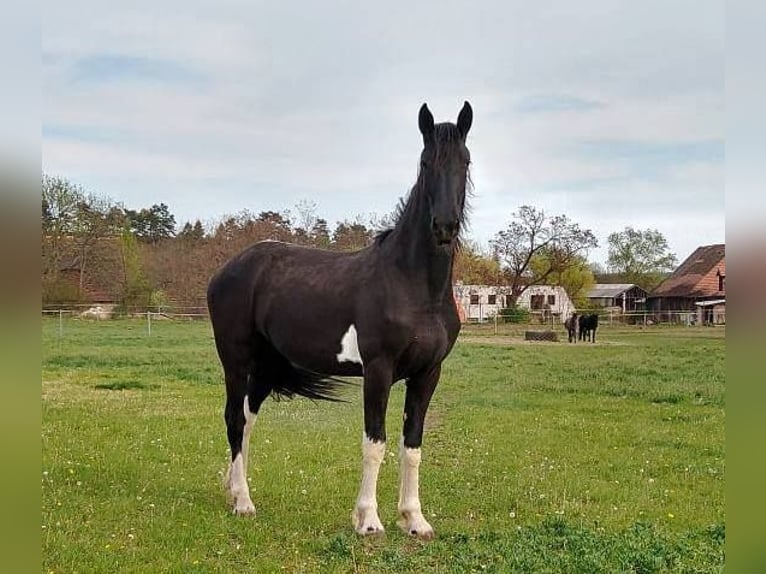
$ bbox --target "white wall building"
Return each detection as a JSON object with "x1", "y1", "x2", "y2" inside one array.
[{"x1": 453, "y1": 284, "x2": 576, "y2": 323}]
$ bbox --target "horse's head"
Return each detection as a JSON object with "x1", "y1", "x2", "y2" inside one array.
[{"x1": 418, "y1": 101, "x2": 473, "y2": 246}]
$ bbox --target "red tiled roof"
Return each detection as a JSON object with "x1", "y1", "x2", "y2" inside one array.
[{"x1": 650, "y1": 244, "x2": 725, "y2": 299}]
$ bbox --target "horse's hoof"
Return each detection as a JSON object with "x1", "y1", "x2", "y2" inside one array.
[
  {"x1": 412, "y1": 528, "x2": 434, "y2": 541},
  {"x1": 233, "y1": 499, "x2": 256, "y2": 515},
  {"x1": 398, "y1": 513, "x2": 434, "y2": 540},
  {"x1": 352, "y1": 508, "x2": 385, "y2": 536}
]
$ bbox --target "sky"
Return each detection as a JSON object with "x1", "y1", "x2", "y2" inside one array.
[{"x1": 42, "y1": 0, "x2": 725, "y2": 265}]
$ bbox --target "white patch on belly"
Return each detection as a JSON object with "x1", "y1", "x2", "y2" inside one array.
[{"x1": 337, "y1": 324, "x2": 363, "y2": 365}]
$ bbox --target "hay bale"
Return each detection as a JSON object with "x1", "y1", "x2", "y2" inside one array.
[
  {"x1": 524, "y1": 330, "x2": 559, "y2": 342},
  {"x1": 80, "y1": 306, "x2": 112, "y2": 320}
]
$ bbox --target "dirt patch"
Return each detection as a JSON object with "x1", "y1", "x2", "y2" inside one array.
[
  {"x1": 458, "y1": 335, "x2": 548, "y2": 346},
  {"x1": 456, "y1": 335, "x2": 628, "y2": 347}
]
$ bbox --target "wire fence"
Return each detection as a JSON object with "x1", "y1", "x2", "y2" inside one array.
[
  {"x1": 42, "y1": 305, "x2": 724, "y2": 339},
  {"x1": 41, "y1": 307, "x2": 209, "y2": 337}
]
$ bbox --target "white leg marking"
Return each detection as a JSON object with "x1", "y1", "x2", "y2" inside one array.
[
  {"x1": 337, "y1": 324, "x2": 363, "y2": 365},
  {"x1": 352, "y1": 434, "x2": 385, "y2": 535},
  {"x1": 397, "y1": 437, "x2": 434, "y2": 539},
  {"x1": 228, "y1": 395, "x2": 257, "y2": 515},
  {"x1": 229, "y1": 453, "x2": 255, "y2": 514},
  {"x1": 242, "y1": 395, "x2": 257, "y2": 475}
]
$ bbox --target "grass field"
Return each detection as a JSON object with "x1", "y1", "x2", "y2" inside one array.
[{"x1": 42, "y1": 318, "x2": 725, "y2": 573}]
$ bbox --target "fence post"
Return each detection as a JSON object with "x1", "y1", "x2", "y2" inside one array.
[
  {"x1": 59, "y1": 309, "x2": 63, "y2": 337},
  {"x1": 147, "y1": 311, "x2": 152, "y2": 336}
]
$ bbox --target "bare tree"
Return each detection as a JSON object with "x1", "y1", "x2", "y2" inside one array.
[
  {"x1": 490, "y1": 205, "x2": 598, "y2": 305},
  {"x1": 42, "y1": 174, "x2": 82, "y2": 285},
  {"x1": 294, "y1": 199, "x2": 319, "y2": 237},
  {"x1": 71, "y1": 194, "x2": 124, "y2": 292}
]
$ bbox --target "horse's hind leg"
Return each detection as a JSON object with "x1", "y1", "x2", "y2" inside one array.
[{"x1": 218, "y1": 339, "x2": 271, "y2": 515}]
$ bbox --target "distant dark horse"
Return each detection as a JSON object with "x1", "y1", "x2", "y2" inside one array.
[
  {"x1": 578, "y1": 313, "x2": 599, "y2": 343},
  {"x1": 564, "y1": 312, "x2": 579, "y2": 343},
  {"x1": 207, "y1": 102, "x2": 473, "y2": 540}
]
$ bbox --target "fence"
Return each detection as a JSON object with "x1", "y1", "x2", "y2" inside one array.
[
  {"x1": 474, "y1": 309, "x2": 726, "y2": 327},
  {"x1": 42, "y1": 306, "x2": 725, "y2": 339},
  {"x1": 41, "y1": 306, "x2": 209, "y2": 338}
]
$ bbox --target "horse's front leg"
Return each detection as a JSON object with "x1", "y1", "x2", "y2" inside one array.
[
  {"x1": 352, "y1": 359, "x2": 393, "y2": 535},
  {"x1": 398, "y1": 365, "x2": 440, "y2": 540}
]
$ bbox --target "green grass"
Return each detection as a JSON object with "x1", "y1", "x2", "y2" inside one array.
[{"x1": 42, "y1": 318, "x2": 725, "y2": 573}]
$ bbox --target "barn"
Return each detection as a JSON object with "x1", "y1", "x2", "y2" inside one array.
[
  {"x1": 587, "y1": 283, "x2": 648, "y2": 313},
  {"x1": 646, "y1": 244, "x2": 725, "y2": 324}
]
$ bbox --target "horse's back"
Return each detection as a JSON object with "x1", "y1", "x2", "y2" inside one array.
[
  {"x1": 209, "y1": 241, "x2": 362, "y2": 303},
  {"x1": 207, "y1": 240, "x2": 373, "y2": 372}
]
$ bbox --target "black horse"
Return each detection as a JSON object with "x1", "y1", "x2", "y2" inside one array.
[
  {"x1": 207, "y1": 102, "x2": 473, "y2": 540},
  {"x1": 578, "y1": 313, "x2": 599, "y2": 343},
  {"x1": 564, "y1": 312, "x2": 579, "y2": 343}
]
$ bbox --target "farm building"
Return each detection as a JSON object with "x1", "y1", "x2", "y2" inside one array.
[
  {"x1": 453, "y1": 284, "x2": 575, "y2": 323},
  {"x1": 647, "y1": 244, "x2": 725, "y2": 324},
  {"x1": 587, "y1": 283, "x2": 648, "y2": 313}
]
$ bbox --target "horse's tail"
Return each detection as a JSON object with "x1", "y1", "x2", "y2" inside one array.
[{"x1": 253, "y1": 343, "x2": 350, "y2": 403}]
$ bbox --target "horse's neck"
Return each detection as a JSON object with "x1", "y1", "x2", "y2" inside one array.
[{"x1": 384, "y1": 194, "x2": 456, "y2": 303}]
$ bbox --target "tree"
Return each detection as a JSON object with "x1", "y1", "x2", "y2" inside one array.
[
  {"x1": 293, "y1": 199, "x2": 318, "y2": 238},
  {"x1": 332, "y1": 218, "x2": 373, "y2": 251},
  {"x1": 42, "y1": 174, "x2": 82, "y2": 281},
  {"x1": 530, "y1": 254, "x2": 595, "y2": 308},
  {"x1": 70, "y1": 195, "x2": 124, "y2": 292},
  {"x1": 255, "y1": 210, "x2": 293, "y2": 241},
  {"x1": 310, "y1": 218, "x2": 331, "y2": 248},
  {"x1": 42, "y1": 174, "x2": 83, "y2": 302},
  {"x1": 119, "y1": 226, "x2": 152, "y2": 310},
  {"x1": 178, "y1": 219, "x2": 205, "y2": 242},
  {"x1": 490, "y1": 206, "x2": 598, "y2": 306},
  {"x1": 453, "y1": 240, "x2": 503, "y2": 285},
  {"x1": 607, "y1": 227, "x2": 678, "y2": 290},
  {"x1": 124, "y1": 203, "x2": 176, "y2": 243}
]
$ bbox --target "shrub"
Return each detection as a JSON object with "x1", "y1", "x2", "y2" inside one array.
[{"x1": 499, "y1": 304, "x2": 529, "y2": 323}]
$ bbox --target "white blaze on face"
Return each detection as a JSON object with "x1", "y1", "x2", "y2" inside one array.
[{"x1": 337, "y1": 324, "x2": 363, "y2": 365}]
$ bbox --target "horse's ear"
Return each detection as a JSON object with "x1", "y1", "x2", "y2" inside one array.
[
  {"x1": 457, "y1": 101, "x2": 473, "y2": 139},
  {"x1": 419, "y1": 103, "x2": 435, "y2": 146}
]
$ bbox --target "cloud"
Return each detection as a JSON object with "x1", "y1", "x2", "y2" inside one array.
[
  {"x1": 69, "y1": 54, "x2": 206, "y2": 86},
  {"x1": 41, "y1": 0, "x2": 725, "y2": 264},
  {"x1": 515, "y1": 94, "x2": 605, "y2": 114}
]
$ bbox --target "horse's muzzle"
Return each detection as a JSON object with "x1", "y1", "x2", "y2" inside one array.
[{"x1": 431, "y1": 218, "x2": 459, "y2": 245}]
